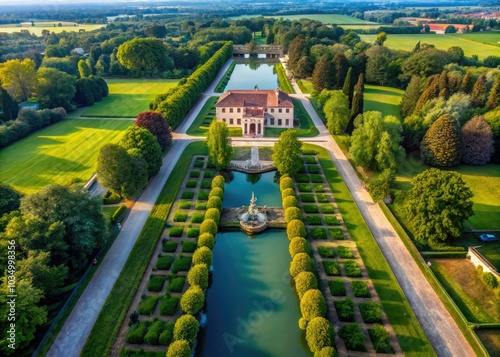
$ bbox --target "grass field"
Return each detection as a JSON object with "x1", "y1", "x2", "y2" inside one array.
[
  {"x1": 430, "y1": 259, "x2": 499, "y2": 323},
  {"x1": 228, "y1": 14, "x2": 376, "y2": 25},
  {"x1": 476, "y1": 244, "x2": 500, "y2": 270},
  {"x1": 449, "y1": 32, "x2": 500, "y2": 47},
  {"x1": 0, "y1": 119, "x2": 132, "y2": 194},
  {"x1": 359, "y1": 33, "x2": 500, "y2": 59},
  {"x1": 364, "y1": 85, "x2": 404, "y2": 120},
  {"x1": 253, "y1": 31, "x2": 267, "y2": 44},
  {"x1": 80, "y1": 79, "x2": 178, "y2": 118},
  {"x1": 0, "y1": 22, "x2": 104, "y2": 35},
  {"x1": 308, "y1": 143, "x2": 435, "y2": 356}
]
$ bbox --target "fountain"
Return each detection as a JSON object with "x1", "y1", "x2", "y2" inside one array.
[{"x1": 239, "y1": 192, "x2": 269, "y2": 234}]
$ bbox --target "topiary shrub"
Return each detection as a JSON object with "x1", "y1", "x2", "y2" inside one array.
[
  {"x1": 482, "y1": 272, "x2": 499, "y2": 289},
  {"x1": 287, "y1": 219, "x2": 307, "y2": 240},
  {"x1": 289, "y1": 237, "x2": 311, "y2": 257},
  {"x1": 320, "y1": 204, "x2": 335, "y2": 214},
  {"x1": 201, "y1": 180, "x2": 212, "y2": 189},
  {"x1": 168, "y1": 276, "x2": 186, "y2": 293},
  {"x1": 305, "y1": 317, "x2": 335, "y2": 353},
  {"x1": 159, "y1": 294, "x2": 180, "y2": 316},
  {"x1": 281, "y1": 188, "x2": 296, "y2": 199},
  {"x1": 307, "y1": 215, "x2": 322, "y2": 225},
  {"x1": 204, "y1": 208, "x2": 220, "y2": 225},
  {"x1": 303, "y1": 204, "x2": 319, "y2": 213},
  {"x1": 285, "y1": 207, "x2": 302, "y2": 223},
  {"x1": 295, "y1": 271, "x2": 318, "y2": 299},
  {"x1": 290, "y1": 252, "x2": 314, "y2": 278},
  {"x1": 197, "y1": 233, "x2": 215, "y2": 249},
  {"x1": 172, "y1": 256, "x2": 192, "y2": 273},
  {"x1": 344, "y1": 260, "x2": 362, "y2": 277},
  {"x1": 322, "y1": 261, "x2": 340, "y2": 276},
  {"x1": 159, "y1": 321, "x2": 175, "y2": 345},
  {"x1": 138, "y1": 296, "x2": 159, "y2": 315},
  {"x1": 280, "y1": 177, "x2": 294, "y2": 191},
  {"x1": 200, "y1": 219, "x2": 218, "y2": 236},
  {"x1": 300, "y1": 194, "x2": 315, "y2": 202},
  {"x1": 317, "y1": 246, "x2": 335, "y2": 258},
  {"x1": 167, "y1": 339, "x2": 191, "y2": 357},
  {"x1": 300, "y1": 289, "x2": 327, "y2": 322},
  {"x1": 329, "y1": 228, "x2": 344, "y2": 240},
  {"x1": 195, "y1": 200, "x2": 207, "y2": 210},
  {"x1": 298, "y1": 183, "x2": 313, "y2": 192},
  {"x1": 314, "y1": 346, "x2": 337, "y2": 357},
  {"x1": 338, "y1": 323, "x2": 367, "y2": 351},
  {"x1": 310, "y1": 227, "x2": 327, "y2": 240},
  {"x1": 368, "y1": 324, "x2": 394, "y2": 353},
  {"x1": 191, "y1": 212, "x2": 205, "y2": 224},
  {"x1": 351, "y1": 280, "x2": 370, "y2": 298},
  {"x1": 181, "y1": 241, "x2": 196, "y2": 253},
  {"x1": 328, "y1": 279, "x2": 346, "y2": 296},
  {"x1": 187, "y1": 264, "x2": 209, "y2": 290},
  {"x1": 169, "y1": 226, "x2": 184, "y2": 237},
  {"x1": 283, "y1": 196, "x2": 299, "y2": 210},
  {"x1": 156, "y1": 255, "x2": 173, "y2": 270},
  {"x1": 173, "y1": 315, "x2": 199, "y2": 343},
  {"x1": 209, "y1": 187, "x2": 224, "y2": 199},
  {"x1": 212, "y1": 175, "x2": 225, "y2": 189},
  {"x1": 359, "y1": 302, "x2": 383, "y2": 323},
  {"x1": 173, "y1": 211, "x2": 188, "y2": 222},
  {"x1": 324, "y1": 215, "x2": 339, "y2": 226},
  {"x1": 126, "y1": 320, "x2": 149, "y2": 344},
  {"x1": 192, "y1": 246, "x2": 213, "y2": 267},
  {"x1": 180, "y1": 286, "x2": 205, "y2": 315},
  {"x1": 198, "y1": 190, "x2": 209, "y2": 200},
  {"x1": 206, "y1": 196, "x2": 222, "y2": 211},
  {"x1": 186, "y1": 228, "x2": 199, "y2": 238},
  {"x1": 148, "y1": 275, "x2": 166, "y2": 292},
  {"x1": 334, "y1": 298, "x2": 354, "y2": 322},
  {"x1": 299, "y1": 317, "x2": 308, "y2": 330},
  {"x1": 144, "y1": 319, "x2": 164, "y2": 345},
  {"x1": 181, "y1": 191, "x2": 194, "y2": 199},
  {"x1": 337, "y1": 246, "x2": 354, "y2": 259}
]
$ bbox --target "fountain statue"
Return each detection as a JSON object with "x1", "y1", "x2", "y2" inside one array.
[{"x1": 239, "y1": 192, "x2": 269, "y2": 233}]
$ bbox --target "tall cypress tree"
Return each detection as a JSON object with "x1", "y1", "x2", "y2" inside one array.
[
  {"x1": 312, "y1": 58, "x2": 334, "y2": 92},
  {"x1": 342, "y1": 67, "x2": 354, "y2": 105},
  {"x1": 438, "y1": 70, "x2": 449, "y2": 99},
  {"x1": 0, "y1": 86, "x2": 19, "y2": 121},
  {"x1": 287, "y1": 35, "x2": 308, "y2": 74},
  {"x1": 400, "y1": 76, "x2": 422, "y2": 117},
  {"x1": 421, "y1": 114, "x2": 462, "y2": 167},
  {"x1": 333, "y1": 52, "x2": 349, "y2": 89},
  {"x1": 486, "y1": 75, "x2": 500, "y2": 110},
  {"x1": 346, "y1": 73, "x2": 364, "y2": 134},
  {"x1": 471, "y1": 73, "x2": 487, "y2": 108},
  {"x1": 461, "y1": 70, "x2": 474, "y2": 93},
  {"x1": 414, "y1": 75, "x2": 440, "y2": 114}
]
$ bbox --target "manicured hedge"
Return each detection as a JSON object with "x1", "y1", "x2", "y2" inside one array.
[
  {"x1": 344, "y1": 260, "x2": 362, "y2": 277},
  {"x1": 305, "y1": 317, "x2": 335, "y2": 353},
  {"x1": 307, "y1": 165, "x2": 320, "y2": 174},
  {"x1": 328, "y1": 279, "x2": 346, "y2": 296},
  {"x1": 320, "y1": 204, "x2": 335, "y2": 214},
  {"x1": 172, "y1": 314, "x2": 199, "y2": 343},
  {"x1": 211, "y1": 175, "x2": 225, "y2": 189},
  {"x1": 317, "y1": 245, "x2": 335, "y2": 258},
  {"x1": 172, "y1": 255, "x2": 192, "y2": 273},
  {"x1": 287, "y1": 219, "x2": 307, "y2": 240},
  {"x1": 329, "y1": 228, "x2": 344, "y2": 240},
  {"x1": 322, "y1": 260, "x2": 340, "y2": 276},
  {"x1": 205, "y1": 208, "x2": 220, "y2": 225},
  {"x1": 151, "y1": 42, "x2": 233, "y2": 129},
  {"x1": 180, "y1": 285, "x2": 205, "y2": 315},
  {"x1": 200, "y1": 219, "x2": 218, "y2": 236},
  {"x1": 351, "y1": 280, "x2": 371, "y2": 298},
  {"x1": 310, "y1": 227, "x2": 327, "y2": 240},
  {"x1": 290, "y1": 252, "x2": 314, "y2": 278},
  {"x1": 192, "y1": 246, "x2": 213, "y2": 267},
  {"x1": 173, "y1": 211, "x2": 188, "y2": 222},
  {"x1": 169, "y1": 226, "x2": 184, "y2": 237},
  {"x1": 186, "y1": 180, "x2": 197, "y2": 188},
  {"x1": 178, "y1": 200, "x2": 191, "y2": 209},
  {"x1": 168, "y1": 276, "x2": 186, "y2": 293},
  {"x1": 181, "y1": 191, "x2": 194, "y2": 199},
  {"x1": 311, "y1": 174, "x2": 323, "y2": 183},
  {"x1": 281, "y1": 188, "x2": 296, "y2": 198},
  {"x1": 186, "y1": 228, "x2": 199, "y2": 237},
  {"x1": 324, "y1": 215, "x2": 339, "y2": 226},
  {"x1": 112, "y1": 204, "x2": 127, "y2": 224},
  {"x1": 338, "y1": 323, "x2": 367, "y2": 351},
  {"x1": 306, "y1": 215, "x2": 322, "y2": 225},
  {"x1": 190, "y1": 170, "x2": 200, "y2": 178},
  {"x1": 138, "y1": 296, "x2": 159, "y2": 315},
  {"x1": 280, "y1": 177, "x2": 294, "y2": 191},
  {"x1": 148, "y1": 275, "x2": 166, "y2": 292},
  {"x1": 191, "y1": 212, "x2": 205, "y2": 223},
  {"x1": 285, "y1": 207, "x2": 302, "y2": 223},
  {"x1": 163, "y1": 240, "x2": 178, "y2": 252},
  {"x1": 203, "y1": 170, "x2": 214, "y2": 178},
  {"x1": 338, "y1": 246, "x2": 354, "y2": 259},
  {"x1": 144, "y1": 319, "x2": 166, "y2": 345},
  {"x1": 359, "y1": 302, "x2": 383, "y2": 323},
  {"x1": 316, "y1": 194, "x2": 328, "y2": 203},
  {"x1": 295, "y1": 271, "x2": 318, "y2": 299},
  {"x1": 103, "y1": 190, "x2": 121, "y2": 205},
  {"x1": 283, "y1": 196, "x2": 299, "y2": 210},
  {"x1": 368, "y1": 324, "x2": 394, "y2": 353},
  {"x1": 313, "y1": 184, "x2": 325, "y2": 192},
  {"x1": 181, "y1": 241, "x2": 197, "y2": 253},
  {"x1": 195, "y1": 201, "x2": 207, "y2": 210},
  {"x1": 209, "y1": 187, "x2": 224, "y2": 199},
  {"x1": 289, "y1": 237, "x2": 311, "y2": 257},
  {"x1": 159, "y1": 294, "x2": 180, "y2": 316},
  {"x1": 126, "y1": 320, "x2": 149, "y2": 344},
  {"x1": 198, "y1": 190, "x2": 210, "y2": 200},
  {"x1": 187, "y1": 264, "x2": 209, "y2": 290},
  {"x1": 156, "y1": 255, "x2": 173, "y2": 270},
  {"x1": 206, "y1": 196, "x2": 222, "y2": 211},
  {"x1": 300, "y1": 194, "x2": 315, "y2": 202},
  {"x1": 304, "y1": 156, "x2": 317, "y2": 164},
  {"x1": 295, "y1": 174, "x2": 310, "y2": 183},
  {"x1": 303, "y1": 204, "x2": 319, "y2": 213},
  {"x1": 334, "y1": 298, "x2": 355, "y2": 322},
  {"x1": 298, "y1": 184, "x2": 312, "y2": 192},
  {"x1": 300, "y1": 289, "x2": 327, "y2": 322},
  {"x1": 197, "y1": 233, "x2": 215, "y2": 249},
  {"x1": 159, "y1": 322, "x2": 175, "y2": 345}
]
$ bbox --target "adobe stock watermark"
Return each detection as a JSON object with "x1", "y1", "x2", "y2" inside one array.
[
  {"x1": 6, "y1": 239, "x2": 17, "y2": 350},
  {"x1": 222, "y1": 270, "x2": 291, "y2": 353}
]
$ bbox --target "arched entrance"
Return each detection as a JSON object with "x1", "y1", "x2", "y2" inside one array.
[{"x1": 249, "y1": 123, "x2": 256, "y2": 135}]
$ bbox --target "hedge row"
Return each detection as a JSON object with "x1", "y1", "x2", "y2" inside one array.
[
  {"x1": 112, "y1": 204, "x2": 127, "y2": 224},
  {"x1": 279, "y1": 174, "x2": 337, "y2": 355},
  {"x1": 151, "y1": 42, "x2": 233, "y2": 129},
  {"x1": 166, "y1": 175, "x2": 225, "y2": 356}
]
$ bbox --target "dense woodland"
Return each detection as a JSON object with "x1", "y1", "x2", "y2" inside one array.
[{"x1": 0, "y1": 4, "x2": 499, "y2": 355}]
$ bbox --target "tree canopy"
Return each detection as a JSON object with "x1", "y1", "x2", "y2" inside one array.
[
  {"x1": 272, "y1": 129, "x2": 303, "y2": 175},
  {"x1": 206, "y1": 120, "x2": 232, "y2": 170},
  {"x1": 134, "y1": 111, "x2": 172, "y2": 150},
  {"x1": 461, "y1": 115, "x2": 494, "y2": 165},
  {"x1": 404, "y1": 168, "x2": 474, "y2": 244},
  {"x1": 120, "y1": 126, "x2": 163, "y2": 177},
  {"x1": 0, "y1": 58, "x2": 37, "y2": 102},
  {"x1": 421, "y1": 113, "x2": 462, "y2": 167},
  {"x1": 117, "y1": 38, "x2": 173, "y2": 76},
  {"x1": 35, "y1": 67, "x2": 76, "y2": 111}
]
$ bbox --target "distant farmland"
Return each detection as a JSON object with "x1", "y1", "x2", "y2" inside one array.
[
  {"x1": 359, "y1": 33, "x2": 500, "y2": 59},
  {"x1": 0, "y1": 21, "x2": 104, "y2": 35},
  {"x1": 228, "y1": 14, "x2": 377, "y2": 25}
]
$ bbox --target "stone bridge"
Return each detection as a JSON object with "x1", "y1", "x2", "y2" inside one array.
[{"x1": 233, "y1": 44, "x2": 283, "y2": 58}]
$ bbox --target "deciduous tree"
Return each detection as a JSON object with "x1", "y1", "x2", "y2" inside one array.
[
  {"x1": 78, "y1": 59, "x2": 91, "y2": 78},
  {"x1": 0, "y1": 183, "x2": 21, "y2": 215},
  {"x1": 117, "y1": 38, "x2": 173, "y2": 76},
  {"x1": 134, "y1": 111, "x2": 172, "y2": 150},
  {"x1": 404, "y1": 168, "x2": 474, "y2": 244},
  {"x1": 471, "y1": 73, "x2": 487, "y2": 108},
  {"x1": 0, "y1": 58, "x2": 37, "y2": 102},
  {"x1": 207, "y1": 120, "x2": 232, "y2": 170},
  {"x1": 120, "y1": 126, "x2": 163, "y2": 177},
  {"x1": 323, "y1": 90, "x2": 349, "y2": 134},
  {"x1": 272, "y1": 129, "x2": 303, "y2": 175},
  {"x1": 36, "y1": 67, "x2": 76, "y2": 111},
  {"x1": 0, "y1": 86, "x2": 19, "y2": 121},
  {"x1": 400, "y1": 76, "x2": 422, "y2": 117},
  {"x1": 461, "y1": 116, "x2": 494, "y2": 165},
  {"x1": 421, "y1": 114, "x2": 462, "y2": 167},
  {"x1": 312, "y1": 57, "x2": 334, "y2": 92}
]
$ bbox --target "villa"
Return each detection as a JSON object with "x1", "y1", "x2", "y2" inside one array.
[{"x1": 215, "y1": 88, "x2": 294, "y2": 137}]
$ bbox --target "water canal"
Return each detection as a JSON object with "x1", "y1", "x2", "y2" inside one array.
[
  {"x1": 224, "y1": 62, "x2": 279, "y2": 91},
  {"x1": 197, "y1": 171, "x2": 311, "y2": 357}
]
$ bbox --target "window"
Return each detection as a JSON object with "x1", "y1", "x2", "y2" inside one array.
[
  {"x1": 237, "y1": 118, "x2": 241, "y2": 125},
  {"x1": 286, "y1": 109, "x2": 289, "y2": 113},
  {"x1": 230, "y1": 118, "x2": 234, "y2": 125},
  {"x1": 278, "y1": 108, "x2": 282, "y2": 113},
  {"x1": 270, "y1": 118, "x2": 275, "y2": 125},
  {"x1": 271, "y1": 108, "x2": 274, "y2": 113},
  {"x1": 237, "y1": 108, "x2": 241, "y2": 113},
  {"x1": 278, "y1": 119, "x2": 282, "y2": 126},
  {"x1": 285, "y1": 119, "x2": 289, "y2": 126},
  {"x1": 222, "y1": 108, "x2": 226, "y2": 113},
  {"x1": 230, "y1": 108, "x2": 233, "y2": 113}
]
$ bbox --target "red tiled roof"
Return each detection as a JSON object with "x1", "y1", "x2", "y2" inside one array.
[{"x1": 216, "y1": 89, "x2": 294, "y2": 108}]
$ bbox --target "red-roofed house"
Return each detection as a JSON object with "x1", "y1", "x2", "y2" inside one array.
[{"x1": 215, "y1": 88, "x2": 294, "y2": 137}]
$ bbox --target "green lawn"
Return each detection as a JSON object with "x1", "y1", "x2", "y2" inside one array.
[
  {"x1": 449, "y1": 32, "x2": 500, "y2": 47},
  {"x1": 80, "y1": 79, "x2": 178, "y2": 118},
  {"x1": 476, "y1": 244, "x2": 500, "y2": 270},
  {"x1": 0, "y1": 23, "x2": 104, "y2": 35},
  {"x1": 307, "y1": 143, "x2": 435, "y2": 356},
  {"x1": 0, "y1": 119, "x2": 132, "y2": 194},
  {"x1": 253, "y1": 31, "x2": 267, "y2": 44},
  {"x1": 296, "y1": 79, "x2": 314, "y2": 94},
  {"x1": 264, "y1": 98, "x2": 319, "y2": 137},
  {"x1": 359, "y1": 33, "x2": 500, "y2": 59},
  {"x1": 364, "y1": 85, "x2": 404, "y2": 120},
  {"x1": 228, "y1": 14, "x2": 376, "y2": 25}
]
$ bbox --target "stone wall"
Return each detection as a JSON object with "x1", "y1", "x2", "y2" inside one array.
[{"x1": 468, "y1": 246, "x2": 499, "y2": 278}]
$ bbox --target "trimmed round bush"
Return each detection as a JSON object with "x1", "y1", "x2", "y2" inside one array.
[
  {"x1": 282, "y1": 187, "x2": 296, "y2": 199},
  {"x1": 206, "y1": 196, "x2": 222, "y2": 211},
  {"x1": 300, "y1": 289, "x2": 327, "y2": 322},
  {"x1": 289, "y1": 237, "x2": 311, "y2": 258},
  {"x1": 212, "y1": 175, "x2": 225, "y2": 189},
  {"x1": 306, "y1": 317, "x2": 335, "y2": 353},
  {"x1": 199, "y1": 219, "x2": 217, "y2": 236},
  {"x1": 192, "y1": 246, "x2": 213, "y2": 267},
  {"x1": 290, "y1": 252, "x2": 313, "y2": 278},
  {"x1": 209, "y1": 187, "x2": 224, "y2": 199},
  {"x1": 280, "y1": 177, "x2": 294, "y2": 192},
  {"x1": 173, "y1": 314, "x2": 199, "y2": 342},
  {"x1": 197, "y1": 233, "x2": 215, "y2": 249},
  {"x1": 299, "y1": 317, "x2": 308, "y2": 330},
  {"x1": 204, "y1": 208, "x2": 220, "y2": 225},
  {"x1": 314, "y1": 346, "x2": 337, "y2": 357},
  {"x1": 282, "y1": 196, "x2": 299, "y2": 210},
  {"x1": 187, "y1": 264, "x2": 209, "y2": 290},
  {"x1": 295, "y1": 271, "x2": 318, "y2": 299},
  {"x1": 166, "y1": 339, "x2": 191, "y2": 357},
  {"x1": 287, "y1": 219, "x2": 307, "y2": 240},
  {"x1": 285, "y1": 207, "x2": 302, "y2": 223},
  {"x1": 180, "y1": 286, "x2": 205, "y2": 315}
]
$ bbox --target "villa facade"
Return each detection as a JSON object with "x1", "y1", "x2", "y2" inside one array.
[{"x1": 215, "y1": 89, "x2": 294, "y2": 137}]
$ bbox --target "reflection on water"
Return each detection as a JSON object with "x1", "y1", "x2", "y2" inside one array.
[
  {"x1": 224, "y1": 62, "x2": 279, "y2": 91},
  {"x1": 222, "y1": 171, "x2": 281, "y2": 208}
]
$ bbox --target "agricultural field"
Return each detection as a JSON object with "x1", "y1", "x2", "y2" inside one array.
[
  {"x1": 449, "y1": 31, "x2": 500, "y2": 46},
  {"x1": 364, "y1": 85, "x2": 404, "y2": 120},
  {"x1": 359, "y1": 33, "x2": 500, "y2": 59},
  {"x1": 0, "y1": 119, "x2": 132, "y2": 194},
  {"x1": 228, "y1": 14, "x2": 377, "y2": 25},
  {"x1": 80, "y1": 79, "x2": 178, "y2": 118},
  {"x1": 0, "y1": 21, "x2": 104, "y2": 35}
]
